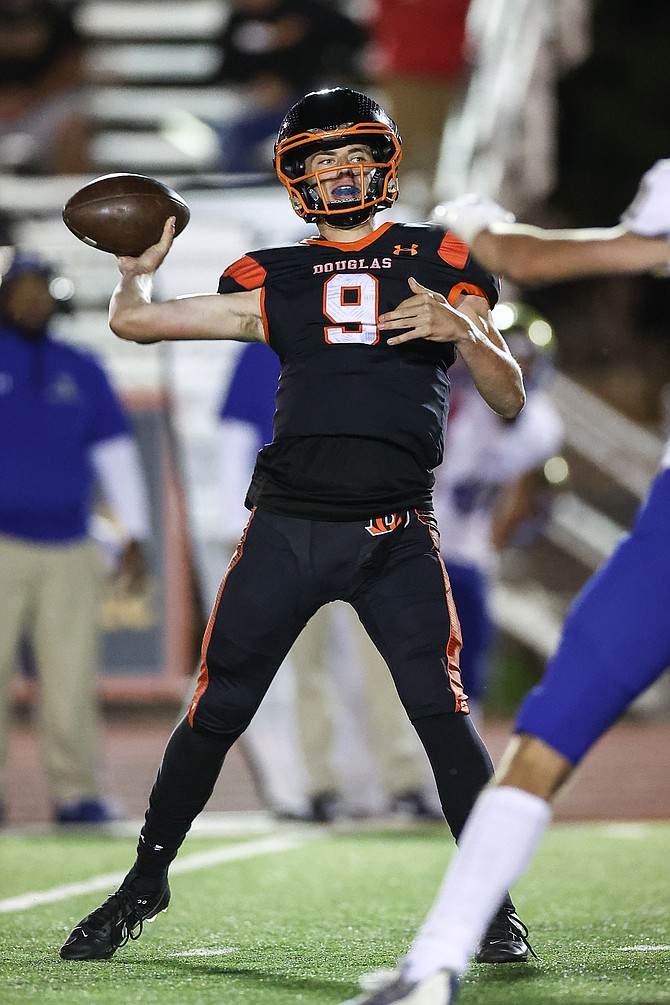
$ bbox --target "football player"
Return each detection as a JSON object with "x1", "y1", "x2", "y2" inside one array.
[
  {"x1": 59, "y1": 86, "x2": 531, "y2": 964},
  {"x1": 340, "y1": 163, "x2": 670, "y2": 1004},
  {"x1": 59, "y1": 91, "x2": 670, "y2": 981}
]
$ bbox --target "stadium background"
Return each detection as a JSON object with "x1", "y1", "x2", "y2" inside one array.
[{"x1": 2, "y1": 0, "x2": 670, "y2": 827}]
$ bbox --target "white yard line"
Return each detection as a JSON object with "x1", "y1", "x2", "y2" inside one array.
[
  {"x1": 617, "y1": 945, "x2": 670, "y2": 952},
  {"x1": 168, "y1": 948, "x2": 238, "y2": 957},
  {"x1": 0, "y1": 831, "x2": 319, "y2": 914}
]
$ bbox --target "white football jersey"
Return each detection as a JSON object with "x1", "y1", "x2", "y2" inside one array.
[
  {"x1": 434, "y1": 386, "x2": 564, "y2": 573},
  {"x1": 662, "y1": 432, "x2": 670, "y2": 470}
]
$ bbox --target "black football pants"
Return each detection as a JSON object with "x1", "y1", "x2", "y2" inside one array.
[
  {"x1": 191, "y1": 506, "x2": 470, "y2": 731},
  {"x1": 137, "y1": 507, "x2": 496, "y2": 869}
]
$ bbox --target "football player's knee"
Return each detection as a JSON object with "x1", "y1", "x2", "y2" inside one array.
[
  {"x1": 192, "y1": 690, "x2": 257, "y2": 735},
  {"x1": 192, "y1": 668, "x2": 265, "y2": 735}
]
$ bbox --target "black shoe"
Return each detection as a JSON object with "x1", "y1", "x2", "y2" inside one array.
[
  {"x1": 54, "y1": 799, "x2": 117, "y2": 825},
  {"x1": 390, "y1": 790, "x2": 443, "y2": 821},
  {"x1": 475, "y1": 906, "x2": 537, "y2": 964},
  {"x1": 307, "y1": 791, "x2": 344, "y2": 823},
  {"x1": 60, "y1": 867, "x2": 170, "y2": 960}
]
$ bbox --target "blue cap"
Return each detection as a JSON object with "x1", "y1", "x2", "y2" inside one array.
[{"x1": 1, "y1": 251, "x2": 53, "y2": 285}]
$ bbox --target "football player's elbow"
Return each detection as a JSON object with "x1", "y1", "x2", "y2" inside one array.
[
  {"x1": 499, "y1": 383, "x2": 526, "y2": 419},
  {"x1": 109, "y1": 310, "x2": 158, "y2": 343},
  {"x1": 508, "y1": 384, "x2": 526, "y2": 418}
]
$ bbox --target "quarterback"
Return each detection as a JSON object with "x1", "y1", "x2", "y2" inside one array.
[{"x1": 60, "y1": 87, "x2": 531, "y2": 964}]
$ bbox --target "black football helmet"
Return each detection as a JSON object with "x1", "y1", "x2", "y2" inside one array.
[{"x1": 275, "y1": 87, "x2": 402, "y2": 227}]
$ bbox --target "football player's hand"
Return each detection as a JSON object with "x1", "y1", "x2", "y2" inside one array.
[
  {"x1": 117, "y1": 217, "x2": 176, "y2": 276},
  {"x1": 379, "y1": 277, "x2": 479, "y2": 346},
  {"x1": 432, "y1": 192, "x2": 515, "y2": 245},
  {"x1": 620, "y1": 160, "x2": 670, "y2": 236}
]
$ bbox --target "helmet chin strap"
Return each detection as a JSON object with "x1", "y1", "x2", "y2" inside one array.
[{"x1": 324, "y1": 206, "x2": 375, "y2": 229}]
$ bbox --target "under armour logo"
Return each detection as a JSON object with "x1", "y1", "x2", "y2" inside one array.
[
  {"x1": 365, "y1": 511, "x2": 410, "y2": 536},
  {"x1": 393, "y1": 244, "x2": 418, "y2": 256}
]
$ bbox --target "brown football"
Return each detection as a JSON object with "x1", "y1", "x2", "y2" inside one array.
[{"x1": 62, "y1": 173, "x2": 190, "y2": 256}]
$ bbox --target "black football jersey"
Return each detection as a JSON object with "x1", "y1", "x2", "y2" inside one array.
[{"x1": 218, "y1": 221, "x2": 499, "y2": 519}]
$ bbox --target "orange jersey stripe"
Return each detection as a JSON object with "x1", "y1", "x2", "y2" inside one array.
[
  {"x1": 438, "y1": 232, "x2": 470, "y2": 269},
  {"x1": 415, "y1": 509, "x2": 469, "y2": 714},
  {"x1": 188, "y1": 509, "x2": 256, "y2": 726},
  {"x1": 260, "y1": 286, "x2": 270, "y2": 344},
  {"x1": 304, "y1": 221, "x2": 394, "y2": 252},
  {"x1": 447, "y1": 281, "x2": 491, "y2": 306},
  {"x1": 437, "y1": 553, "x2": 469, "y2": 713},
  {"x1": 221, "y1": 255, "x2": 267, "y2": 290}
]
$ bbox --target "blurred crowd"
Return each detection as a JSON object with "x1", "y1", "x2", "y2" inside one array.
[{"x1": 1, "y1": 0, "x2": 669, "y2": 827}]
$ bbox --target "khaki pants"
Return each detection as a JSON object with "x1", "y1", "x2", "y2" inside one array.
[
  {"x1": 381, "y1": 77, "x2": 461, "y2": 208},
  {"x1": 291, "y1": 602, "x2": 426, "y2": 801},
  {"x1": 0, "y1": 534, "x2": 105, "y2": 806}
]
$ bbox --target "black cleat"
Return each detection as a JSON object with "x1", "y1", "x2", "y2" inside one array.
[
  {"x1": 307, "y1": 790, "x2": 345, "y2": 823},
  {"x1": 59, "y1": 867, "x2": 170, "y2": 960},
  {"x1": 475, "y1": 906, "x2": 538, "y2": 964},
  {"x1": 390, "y1": 790, "x2": 443, "y2": 821}
]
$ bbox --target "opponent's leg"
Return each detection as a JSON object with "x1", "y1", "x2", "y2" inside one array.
[
  {"x1": 350, "y1": 471, "x2": 670, "y2": 1000},
  {"x1": 403, "y1": 737, "x2": 564, "y2": 985}
]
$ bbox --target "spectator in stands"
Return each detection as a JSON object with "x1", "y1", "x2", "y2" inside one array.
[
  {"x1": 435, "y1": 309, "x2": 564, "y2": 718},
  {"x1": 210, "y1": 0, "x2": 369, "y2": 173},
  {"x1": 0, "y1": 0, "x2": 89, "y2": 174},
  {"x1": 367, "y1": 0, "x2": 471, "y2": 210},
  {"x1": 0, "y1": 252, "x2": 150, "y2": 825},
  {"x1": 217, "y1": 342, "x2": 440, "y2": 821}
]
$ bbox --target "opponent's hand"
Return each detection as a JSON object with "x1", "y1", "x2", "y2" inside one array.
[
  {"x1": 621, "y1": 160, "x2": 670, "y2": 236},
  {"x1": 117, "y1": 216, "x2": 176, "y2": 276},
  {"x1": 379, "y1": 277, "x2": 479, "y2": 346},
  {"x1": 433, "y1": 193, "x2": 515, "y2": 245}
]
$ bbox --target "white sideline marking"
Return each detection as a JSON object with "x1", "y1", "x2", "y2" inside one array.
[
  {"x1": 617, "y1": 945, "x2": 670, "y2": 952},
  {"x1": 169, "y1": 947, "x2": 238, "y2": 957},
  {"x1": 0, "y1": 832, "x2": 318, "y2": 914},
  {"x1": 0, "y1": 809, "x2": 287, "y2": 840},
  {"x1": 600, "y1": 823, "x2": 652, "y2": 839},
  {"x1": 114, "y1": 810, "x2": 282, "y2": 838}
]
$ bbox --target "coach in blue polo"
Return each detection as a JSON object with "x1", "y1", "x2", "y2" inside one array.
[{"x1": 0, "y1": 252, "x2": 150, "y2": 825}]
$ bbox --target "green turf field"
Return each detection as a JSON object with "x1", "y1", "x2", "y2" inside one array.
[{"x1": 1, "y1": 819, "x2": 668, "y2": 1004}]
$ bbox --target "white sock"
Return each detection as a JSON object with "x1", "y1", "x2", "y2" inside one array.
[{"x1": 404, "y1": 786, "x2": 552, "y2": 981}]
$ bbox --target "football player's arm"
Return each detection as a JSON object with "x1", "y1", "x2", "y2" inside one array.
[
  {"x1": 109, "y1": 218, "x2": 265, "y2": 344},
  {"x1": 450, "y1": 292, "x2": 525, "y2": 419},
  {"x1": 379, "y1": 278, "x2": 525, "y2": 419},
  {"x1": 471, "y1": 224, "x2": 670, "y2": 287},
  {"x1": 439, "y1": 165, "x2": 670, "y2": 285},
  {"x1": 490, "y1": 468, "x2": 545, "y2": 551}
]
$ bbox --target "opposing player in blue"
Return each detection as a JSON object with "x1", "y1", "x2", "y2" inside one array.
[{"x1": 341, "y1": 161, "x2": 670, "y2": 1004}]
